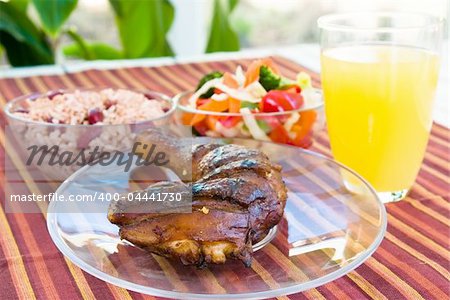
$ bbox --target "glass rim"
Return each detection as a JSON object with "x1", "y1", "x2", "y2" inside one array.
[
  {"x1": 317, "y1": 12, "x2": 443, "y2": 32},
  {"x1": 3, "y1": 88, "x2": 176, "y2": 127}
]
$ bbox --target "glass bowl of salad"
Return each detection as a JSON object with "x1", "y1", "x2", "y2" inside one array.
[{"x1": 175, "y1": 58, "x2": 325, "y2": 148}]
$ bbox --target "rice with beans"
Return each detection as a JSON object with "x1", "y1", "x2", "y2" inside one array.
[
  {"x1": 12, "y1": 88, "x2": 169, "y2": 125},
  {"x1": 7, "y1": 88, "x2": 173, "y2": 178}
]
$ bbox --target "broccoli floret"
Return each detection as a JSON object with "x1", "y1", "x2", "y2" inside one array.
[
  {"x1": 196, "y1": 71, "x2": 223, "y2": 98},
  {"x1": 259, "y1": 65, "x2": 281, "y2": 91}
]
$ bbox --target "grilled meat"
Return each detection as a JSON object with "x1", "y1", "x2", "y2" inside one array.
[{"x1": 108, "y1": 132, "x2": 287, "y2": 267}]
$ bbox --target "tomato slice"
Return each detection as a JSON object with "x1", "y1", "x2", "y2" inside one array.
[{"x1": 260, "y1": 90, "x2": 304, "y2": 112}]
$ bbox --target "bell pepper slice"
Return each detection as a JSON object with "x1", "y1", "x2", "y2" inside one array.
[{"x1": 260, "y1": 90, "x2": 304, "y2": 112}]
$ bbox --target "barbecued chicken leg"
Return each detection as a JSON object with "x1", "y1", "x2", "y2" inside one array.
[{"x1": 108, "y1": 131, "x2": 287, "y2": 267}]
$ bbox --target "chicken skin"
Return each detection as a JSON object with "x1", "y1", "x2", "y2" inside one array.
[{"x1": 108, "y1": 132, "x2": 287, "y2": 267}]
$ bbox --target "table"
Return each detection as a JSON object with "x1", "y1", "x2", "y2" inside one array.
[{"x1": 0, "y1": 53, "x2": 449, "y2": 299}]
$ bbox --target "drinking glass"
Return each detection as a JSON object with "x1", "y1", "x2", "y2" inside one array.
[{"x1": 318, "y1": 12, "x2": 443, "y2": 203}]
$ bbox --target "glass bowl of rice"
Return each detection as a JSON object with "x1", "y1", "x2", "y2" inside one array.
[{"x1": 4, "y1": 88, "x2": 176, "y2": 178}]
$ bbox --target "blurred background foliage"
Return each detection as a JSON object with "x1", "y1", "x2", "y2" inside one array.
[
  {"x1": 0, "y1": 0, "x2": 447, "y2": 67},
  {"x1": 0, "y1": 0, "x2": 78, "y2": 66},
  {"x1": 0, "y1": 0, "x2": 241, "y2": 66}
]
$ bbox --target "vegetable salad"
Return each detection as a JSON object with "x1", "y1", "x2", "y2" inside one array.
[{"x1": 180, "y1": 58, "x2": 320, "y2": 148}]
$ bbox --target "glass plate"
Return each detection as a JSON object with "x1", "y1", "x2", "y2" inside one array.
[{"x1": 47, "y1": 138, "x2": 387, "y2": 299}]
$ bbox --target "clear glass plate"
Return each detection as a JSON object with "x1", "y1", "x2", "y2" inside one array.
[{"x1": 47, "y1": 138, "x2": 387, "y2": 299}]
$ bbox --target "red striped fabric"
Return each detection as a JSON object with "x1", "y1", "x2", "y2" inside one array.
[{"x1": 0, "y1": 56, "x2": 449, "y2": 300}]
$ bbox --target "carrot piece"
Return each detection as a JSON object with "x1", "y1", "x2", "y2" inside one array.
[
  {"x1": 244, "y1": 58, "x2": 280, "y2": 86},
  {"x1": 189, "y1": 113, "x2": 207, "y2": 126},
  {"x1": 269, "y1": 125, "x2": 290, "y2": 144},
  {"x1": 223, "y1": 72, "x2": 239, "y2": 88},
  {"x1": 198, "y1": 99, "x2": 229, "y2": 112},
  {"x1": 291, "y1": 124, "x2": 302, "y2": 132},
  {"x1": 229, "y1": 97, "x2": 241, "y2": 113},
  {"x1": 293, "y1": 110, "x2": 317, "y2": 144},
  {"x1": 181, "y1": 112, "x2": 195, "y2": 125},
  {"x1": 189, "y1": 99, "x2": 229, "y2": 126},
  {"x1": 205, "y1": 115, "x2": 219, "y2": 131},
  {"x1": 244, "y1": 60, "x2": 262, "y2": 86}
]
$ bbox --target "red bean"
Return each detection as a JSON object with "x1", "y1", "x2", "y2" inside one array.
[
  {"x1": 88, "y1": 108, "x2": 104, "y2": 124},
  {"x1": 47, "y1": 91, "x2": 64, "y2": 100}
]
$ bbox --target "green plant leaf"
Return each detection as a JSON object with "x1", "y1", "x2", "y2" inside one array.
[
  {"x1": 109, "y1": 0, "x2": 174, "y2": 58},
  {"x1": 63, "y1": 42, "x2": 123, "y2": 60},
  {"x1": 32, "y1": 0, "x2": 78, "y2": 36},
  {"x1": 206, "y1": 0, "x2": 240, "y2": 53},
  {"x1": 0, "y1": 2, "x2": 54, "y2": 66},
  {"x1": 63, "y1": 26, "x2": 122, "y2": 60},
  {"x1": 9, "y1": 0, "x2": 30, "y2": 12},
  {"x1": 64, "y1": 27, "x2": 93, "y2": 59},
  {"x1": 229, "y1": 0, "x2": 238, "y2": 10},
  {"x1": 0, "y1": 30, "x2": 53, "y2": 66}
]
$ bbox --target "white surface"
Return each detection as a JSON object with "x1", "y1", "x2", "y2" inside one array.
[
  {"x1": 61, "y1": 57, "x2": 175, "y2": 73},
  {"x1": 0, "y1": 64, "x2": 65, "y2": 78},
  {"x1": 168, "y1": 0, "x2": 212, "y2": 56},
  {"x1": 0, "y1": 44, "x2": 448, "y2": 127}
]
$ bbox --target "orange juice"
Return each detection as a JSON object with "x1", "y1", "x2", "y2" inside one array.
[{"x1": 321, "y1": 45, "x2": 439, "y2": 191}]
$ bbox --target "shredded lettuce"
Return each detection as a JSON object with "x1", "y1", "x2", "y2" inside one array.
[
  {"x1": 240, "y1": 108, "x2": 271, "y2": 141},
  {"x1": 296, "y1": 72, "x2": 312, "y2": 89},
  {"x1": 278, "y1": 77, "x2": 295, "y2": 89},
  {"x1": 283, "y1": 112, "x2": 300, "y2": 132},
  {"x1": 188, "y1": 78, "x2": 222, "y2": 107},
  {"x1": 240, "y1": 101, "x2": 259, "y2": 109},
  {"x1": 256, "y1": 120, "x2": 271, "y2": 134},
  {"x1": 244, "y1": 80, "x2": 267, "y2": 99},
  {"x1": 215, "y1": 122, "x2": 242, "y2": 138},
  {"x1": 211, "y1": 93, "x2": 228, "y2": 101},
  {"x1": 235, "y1": 65, "x2": 246, "y2": 87}
]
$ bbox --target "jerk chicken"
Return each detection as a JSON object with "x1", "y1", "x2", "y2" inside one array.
[{"x1": 108, "y1": 131, "x2": 287, "y2": 267}]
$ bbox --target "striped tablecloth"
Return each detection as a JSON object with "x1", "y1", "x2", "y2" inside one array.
[{"x1": 0, "y1": 57, "x2": 449, "y2": 299}]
